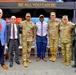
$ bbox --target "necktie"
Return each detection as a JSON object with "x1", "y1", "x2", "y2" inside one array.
[
  {"x1": 13, "y1": 24, "x2": 15, "y2": 39},
  {"x1": 0, "y1": 22, "x2": 2, "y2": 32},
  {"x1": 41, "y1": 22, "x2": 43, "y2": 36}
]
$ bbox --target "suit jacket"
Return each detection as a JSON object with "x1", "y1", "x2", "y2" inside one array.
[
  {"x1": 0, "y1": 19, "x2": 7, "y2": 46},
  {"x1": 72, "y1": 24, "x2": 76, "y2": 61},
  {"x1": 7, "y1": 24, "x2": 20, "y2": 46},
  {"x1": 72, "y1": 25, "x2": 76, "y2": 46}
]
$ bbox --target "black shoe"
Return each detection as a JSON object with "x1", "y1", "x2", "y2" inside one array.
[
  {"x1": 71, "y1": 65, "x2": 76, "y2": 68},
  {"x1": 9, "y1": 62, "x2": 13, "y2": 67},
  {"x1": 16, "y1": 61, "x2": 20, "y2": 65}
]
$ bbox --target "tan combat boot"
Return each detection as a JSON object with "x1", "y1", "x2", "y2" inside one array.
[
  {"x1": 52, "y1": 55, "x2": 56, "y2": 62},
  {"x1": 65, "y1": 62, "x2": 71, "y2": 66},
  {"x1": 23, "y1": 62, "x2": 28, "y2": 67},
  {"x1": 49, "y1": 55, "x2": 53, "y2": 61},
  {"x1": 26, "y1": 59, "x2": 32, "y2": 63},
  {"x1": 61, "y1": 59, "x2": 66, "y2": 63}
]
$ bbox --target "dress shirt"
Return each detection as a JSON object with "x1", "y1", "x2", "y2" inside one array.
[
  {"x1": 0, "y1": 19, "x2": 2, "y2": 40},
  {"x1": 36, "y1": 21, "x2": 48, "y2": 36},
  {"x1": 10, "y1": 24, "x2": 18, "y2": 39}
]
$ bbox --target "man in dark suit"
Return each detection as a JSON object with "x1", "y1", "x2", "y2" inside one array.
[
  {"x1": 72, "y1": 24, "x2": 76, "y2": 68},
  {"x1": 7, "y1": 16, "x2": 20, "y2": 67},
  {"x1": 0, "y1": 9, "x2": 8, "y2": 70}
]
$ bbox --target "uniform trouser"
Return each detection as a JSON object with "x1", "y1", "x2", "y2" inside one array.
[
  {"x1": 36, "y1": 36, "x2": 47, "y2": 58},
  {"x1": 61, "y1": 42, "x2": 72, "y2": 62},
  {"x1": 8, "y1": 39, "x2": 19, "y2": 63},
  {"x1": 0, "y1": 41, "x2": 5, "y2": 66},
  {"x1": 49, "y1": 38, "x2": 59, "y2": 56},
  {"x1": 22, "y1": 40, "x2": 32, "y2": 62}
]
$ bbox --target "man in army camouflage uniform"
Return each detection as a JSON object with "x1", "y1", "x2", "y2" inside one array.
[
  {"x1": 48, "y1": 12, "x2": 61, "y2": 62},
  {"x1": 60, "y1": 15, "x2": 75, "y2": 66},
  {"x1": 20, "y1": 13, "x2": 36, "y2": 67}
]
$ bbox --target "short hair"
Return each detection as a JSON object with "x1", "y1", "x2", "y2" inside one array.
[
  {"x1": 0, "y1": 9, "x2": 3, "y2": 13},
  {"x1": 11, "y1": 16, "x2": 16, "y2": 19}
]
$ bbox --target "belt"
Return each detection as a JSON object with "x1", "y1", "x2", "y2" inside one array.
[
  {"x1": 10, "y1": 39, "x2": 18, "y2": 40},
  {"x1": 36, "y1": 34, "x2": 47, "y2": 38}
]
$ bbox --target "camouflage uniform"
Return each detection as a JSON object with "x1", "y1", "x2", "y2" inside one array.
[
  {"x1": 48, "y1": 18, "x2": 61, "y2": 59},
  {"x1": 60, "y1": 21, "x2": 74, "y2": 63},
  {"x1": 20, "y1": 20, "x2": 35, "y2": 62}
]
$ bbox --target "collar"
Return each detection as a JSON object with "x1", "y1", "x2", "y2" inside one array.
[
  {"x1": 11, "y1": 23, "x2": 16, "y2": 25},
  {"x1": 39, "y1": 21, "x2": 44, "y2": 23}
]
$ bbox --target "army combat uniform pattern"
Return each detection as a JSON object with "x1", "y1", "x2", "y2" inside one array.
[
  {"x1": 48, "y1": 18, "x2": 61, "y2": 56},
  {"x1": 20, "y1": 20, "x2": 35, "y2": 62},
  {"x1": 60, "y1": 21, "x2": 75, "y2": 63}
]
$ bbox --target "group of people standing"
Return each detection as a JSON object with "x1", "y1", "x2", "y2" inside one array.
[{"x1": 0, "y1": 8, "x2": 76, "y2": 70}]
